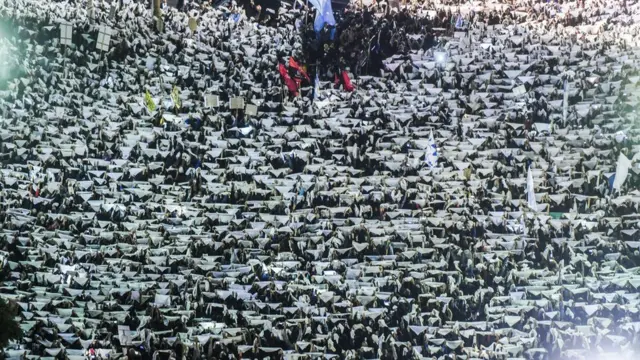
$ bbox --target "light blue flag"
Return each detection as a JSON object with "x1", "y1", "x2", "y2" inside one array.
[
  {"x1": 455, "y1": 15, "x2": 464, "y2": 29},
  {"x1": 309, "y1": 0, "x2": 336, "y2": 33}
]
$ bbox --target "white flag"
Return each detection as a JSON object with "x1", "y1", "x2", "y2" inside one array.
[
  {"x1": 612, "y1": 153, "x2": 632, "y2": 191},
  {"x1": 425, "y1": 130, "x2": 438, "y2": 168},
  {"x1": 558, "y1": 259, "x2": 564, "y2": 285},
  {"x1": 527, "y1": 167, "x2": 538, "y2": 212},
  {"x1": 59, "y1": 22, "x2": 73, "y2": 46},
  {"x1": 313, "y1": 73, "x2": 320, "y2": 101}
]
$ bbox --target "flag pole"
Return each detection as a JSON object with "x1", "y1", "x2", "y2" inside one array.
[
  {"x1": 88, "y1": 0, "x2": 94, "y2": 23},
  {"x1": 562, "y1": 77, "x2": 569, "y2": 127},
  {"x1": 62, "y1": 45, "x2": 67, "y2": 79},
  {"x1": 154, "y1": 0, "x2": 164, "y2": 32}
]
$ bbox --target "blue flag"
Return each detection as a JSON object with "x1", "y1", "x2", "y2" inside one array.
[
  {"x1": 309, "y1": 0, "x2": 336, "y2": 33},
  {"x1": 455, "y1": 15, "x2": 464, "y2": 29},
  {"x1": 609, "y1": 174, "x2": 616, "y2": 190}
]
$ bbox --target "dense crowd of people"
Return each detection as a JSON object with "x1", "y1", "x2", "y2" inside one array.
[
  {"x1": 0, "y1": 0, "x2": 639, "y2": 359},
  {"x1": 300, "y1": 0, "x2": 634, "y2": 76}
]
